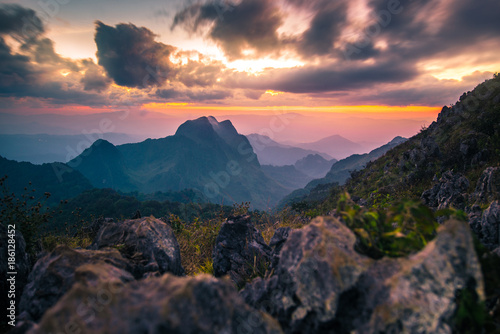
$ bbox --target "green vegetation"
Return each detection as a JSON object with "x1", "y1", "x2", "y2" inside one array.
[
  {"x1": 336, "y1": 193, "x2": 440, "y2": 259},
  {"x1": 0, "y1": 176, "x2": 53, "y2": 262}
]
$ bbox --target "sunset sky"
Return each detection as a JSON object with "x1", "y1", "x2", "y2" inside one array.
[{"x1": 0, "y1": 0, "x2": 499, "y2": 143}]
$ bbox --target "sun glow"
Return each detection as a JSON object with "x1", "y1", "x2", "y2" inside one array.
[
  {"x1": 226, "y1": 57, "x2": 304, "y2": 74},
  {"x1": 265, "y1": 90, "x2": 284, "y2": 96}
]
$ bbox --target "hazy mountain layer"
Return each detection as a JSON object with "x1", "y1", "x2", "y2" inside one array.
[{"x1": 70, "y1": 117, "x2": 289, "y2": 209}]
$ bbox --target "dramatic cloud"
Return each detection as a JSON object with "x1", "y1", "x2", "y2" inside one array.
[
  {"x1": 172, "y1": 0, "x2": 283, "y2": 60},
  {"x1": 0, "y1": 4, "x2": 44, "y2": 43},
  {"x1": 174, "y1": 53, "x2": 226, "y2": 87},
  {"x1": 80, "y1": 59, "x2": 112, "y2": 92},
  {"x1": 296, "y1": 3, "x2": 348, "y2": 57},
  {"x1": 95, "y1": 21, "x2": 176, "y2": 88},
  {"x1": 0, "y1": 37, "x2": 36, "y2": 94},
  {"x1": 225, "y1": 59, "x2": 417, "y2": 94}
]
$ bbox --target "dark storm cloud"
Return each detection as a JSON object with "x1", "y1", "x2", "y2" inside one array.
[
  {"x1": 0, "y1": 37, "x2": 36, "y2": 91},
  {"x1": 95, "y1": 21, "x2": 176, "y2": 88},
  {"x1": 80, "y1": 59, "x2": 112, "y2": 92},
  {"x1": 227, "y1": 60, "x2": 417, "y2": 94},
  {"x1": 365, "y1": 0, "x2": 500, "y2": 60},
  {"x1": 296, "y1": 3, "x2": 348, "y2": 57},
  {"x1": 172, "y1": 0, "x2": 283, "y2": 60},
  {"x1": 0, "y1": 4, "x2": 44, "y2": 43},
  {"x1": 0, "y1": 5, "x2": 107, "y2": 105}
]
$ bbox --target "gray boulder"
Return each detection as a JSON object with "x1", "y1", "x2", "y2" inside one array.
[
  {"x1": 242, "y1": 217, "x2": 483, "y2": 334},
  {"x1": 474, "y1": 167, "x2": 500, "y2": 204},
  {"x1": 19, "y1": 245, "x2": 133, "y2": 323},
  {"x1": 213, "y1": 215, "x2": 272, "y2": 288},
  {"x1": 269, "y1": 227, "x2": 292, "y2": 271},
  {"x1": 30, "y1": 274, "x2": 283, "y2": 334},
  {"x1": 480, "y1": 200, "x2": 500, "y2": 250},
  {"x1": 242, "y1": 216, "x2": 372, "y2": 333},
  {"x1": 421, "y1": 170, "x2": 469, "y2": 210},
  {"x1": 91, "y1": 216, "x2": 184, "y2": 278}
]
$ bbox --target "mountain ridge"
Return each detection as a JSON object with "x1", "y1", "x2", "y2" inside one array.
[{"x1": 69, "y1": 116, "x2": 286, "y2": 209}]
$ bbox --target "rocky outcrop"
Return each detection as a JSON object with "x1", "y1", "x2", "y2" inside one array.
[
  {"x1": 480, "y1": 201, "x2": 500, "y2": 250},
  {"x1": 474, "y1": 167, "x2": 500, "y2": 204},
  {"x1": 241, "y1": 217, "x2": 373, "y2": 333},
  {"x1": 421, "y1": 170, "x2": 470, "y2": 210},
  {"x1": 30, "y1": 274, "x2": 283, "y2": 334},
  {"x1": 91, "y1": 217, "x2": 184, "y2": 278},
  {"x1": 399, "y1": 137, "x2": 441, "y2": 171},
  {"x1": 241, "y1": 216, "x2": 483, "y2": 334},
  {"x1": 19, "y1": 245, "x2": 133, "y2": 323},
  {"x1": 268, "y1": 227, "x2": 292, "y2": 271},
  {"x1": 213, "y1": 215, "x2": 271, "y2": 288}
]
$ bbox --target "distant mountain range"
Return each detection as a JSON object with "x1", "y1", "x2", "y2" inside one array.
[
  {"x1": 287, "y1": 134, "x2": 366, "y2": 160},
  {"x1": 0, "y1": 133, "x2": 139, "y2": 164},
  {"x1": 246, "y1": 134, "x2": 333, "y2": 166},
  {"x1": 0, "y1": 115, "x2": 410, "y2": 210},
  {"x1": 280, "y1": 136, "x2": 407, "y2": 206},
  {"x1": 68, "y1": 116, "x2": 289, "y2": 210}
]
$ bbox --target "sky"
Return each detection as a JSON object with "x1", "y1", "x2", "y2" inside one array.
[{"x1": 0, "y1": 0, "x2": 499, "y2": 144}]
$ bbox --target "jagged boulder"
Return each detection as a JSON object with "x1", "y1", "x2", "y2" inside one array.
[
  {"x1": 268, "y1": 227, "x2": 292, "y2": 271},
  {"x1": 241, "y1": 216, "x2": 372, "y2": 333},
  {"x1": 474, "y1": 167, "x2": 500, "y2": 204},
  {"x1": 242, "y1": 217, "x2": 483, "y2": 334},
  {"x1": 18, "y1": 245, "x2": 133, "y2": 323},
  {"x1": 480, "y1": 201, "x2": 500, "y2": 250},
  {"x1": 363, "y1": 219, "x2": 483, "y2": 333},
  {"x1": 30, "y1": 274, "x2": 283, "y2": 334},
  {"x1": 0, "y1": 225, "x2": 30, "y2": 328},
  {"x1": 91, "y1": 216, "x2": 184, "y2": 278},
  {"x1": 421, "y1": 170, "x2": 470, "y2": 210},
  {"x1": 213, "y1": 215, "x2": 271, "y2": 288}
]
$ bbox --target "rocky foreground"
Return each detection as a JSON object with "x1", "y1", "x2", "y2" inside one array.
[{"x1": 1, "y1": 208, "x2": 491, "y2": 333}]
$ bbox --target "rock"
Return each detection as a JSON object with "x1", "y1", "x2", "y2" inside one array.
[
  {"x1": 19, "y1": 245, "x2": 133, "y2": 323},
  {"x1": 91, "y1": 216, "x2": 184, "y2": 278},
  {"x1": 474, "y1": 167, "x2": 500, "y2": 204},
  {"x1": 213, "y1": 215, "x2": 272, "y2": 288},
  {"x1": 364, "y1": 219, "x2": 484, "y2": 333},
  {"x1": 269, "y1": 227, "x2": 292, "y2": 271},
  {"x1": 0, "y1": 225, "x2": 30, "y2": 328},
  {"x1": 78, "y1": 217, "x2": 114, "y2": 238},
  {"x1": 30, "y1": 274, "x2": 283, "y2": 334},
  {"x1": 131, "y1": 210, "x2": 141, "y2": 219},
  {"x1": 242, "y1": 217, "x2": 483, "y2": 334},
  {"x1": 421, "y1": 170, "x2": 470, "y2": 210},
  {"x1": 460, "y1": 137, "x2": 478, "y2": 157},
  {"x1": 468, "y1": 204, "x2": 483, "y2": 238},
  {"x1": 480, "y1": 201, "x2": 500, "y2": 250},
  {"x1": 242, "y1": 216, "x2": 372, "y2": 333},
  {"x1": 421, "y1": 137, "x2": 441, "y2": 157}
]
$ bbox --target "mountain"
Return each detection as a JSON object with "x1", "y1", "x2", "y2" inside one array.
[
  {"x1": 280, "y1": 136, "x2": 407, "y2": 206},
  {"x1": 292, "y1": 134, "x2": 365, "y2": 160},
  {"x1": 261, "y1": 165, "x2": 312, "y2": 191},
  {"x1": 70, "y1": 117, "x2": 289, "y2": 209},
  {"x1": 287, "y1": 75, "x2": 500, "y2": 213},
  {"x1": 0, "y1": 133, "x2": 139, "y2": 164},
  {"x1": 0, "y1": 156, "x2": 92, "y2": 206},
  {"x1": 246, "y1": 133, "x2": 333, "y2": 166},
  {"x1": 294, "y1": 154, "x2": 337, "y2": 179}
]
